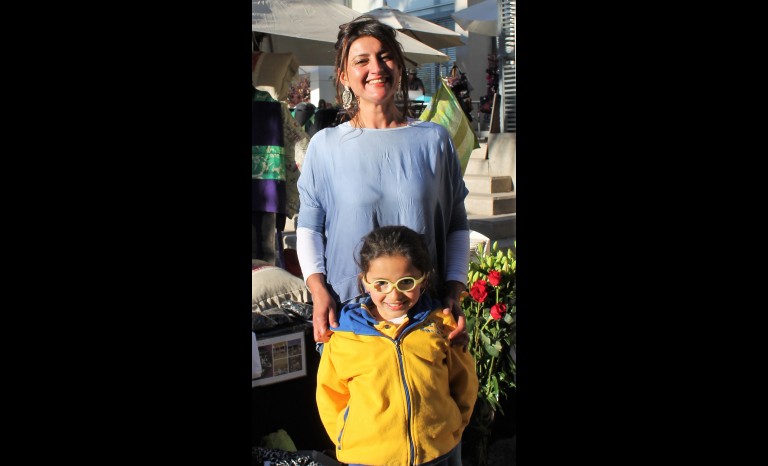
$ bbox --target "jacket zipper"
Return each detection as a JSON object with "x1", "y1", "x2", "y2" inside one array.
[
  {"x1": 338, "y1": 318, "x2": 424, "y2": 463},
  {"x1": 393, "y1": 326, "x2": 419, "y2": 466}
]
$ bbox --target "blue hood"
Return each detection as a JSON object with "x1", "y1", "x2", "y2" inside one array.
[{"x1": 334, "y1": 293, "x2": 441, "y2": 336}]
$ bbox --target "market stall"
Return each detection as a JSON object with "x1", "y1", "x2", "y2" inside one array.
[{"x1": 252, "y1": 261, "x2": 336, "y2": 460}]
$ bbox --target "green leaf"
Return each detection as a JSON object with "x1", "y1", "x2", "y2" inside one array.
[
  {"x1": 483, "y1": 343, "x2": 500, "y2": 357},
  {"x1": 503, "y1": 313, "x2": 514, "y2": 324}
]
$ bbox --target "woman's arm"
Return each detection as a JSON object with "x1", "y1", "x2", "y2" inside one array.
[
  {"x1": 306, "y1": 273, "x2": 338, "y2": 343},
  {"x1": 297, "y1": 227, "x2": 338, "y2": 342}
]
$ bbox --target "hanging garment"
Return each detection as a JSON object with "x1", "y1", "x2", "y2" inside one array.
[
  {"x1": 252, "y1": 87, "x2": 309, "y2": 264},
  {"x1": 252, "y1": 88, "x2": 308, "y2": 219},
  {"x1": 252, "y1": 88, "x2": 288, "y2": 215}
]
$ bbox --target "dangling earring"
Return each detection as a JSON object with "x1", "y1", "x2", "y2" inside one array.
[{"x1": 342, "y1": 86, "x2": 353, "y2": 110}]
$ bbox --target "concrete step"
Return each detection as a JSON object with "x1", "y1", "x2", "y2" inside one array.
[
  {"x1": 464, "y1": 174, "x2": 513, "y2": 194},
  {"x1": 487, "y1": 133, "x2": 516, "y2": 191},
  {"x1": 469, "y1": 144, "x2": 488, "y2": 159},
  {"x1": 469, "y1": 213, "x2": 517, "y2": 241},
  {"x1": 465, "y1": 192, "x2": 516, "y2": 216},
  {"x1": 465, "y1": 157, "x2": 489, "y2": 176}
]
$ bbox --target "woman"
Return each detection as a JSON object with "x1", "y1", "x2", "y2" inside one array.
[{"x1": 296, "y1": 15, "x2": 470, "y2": 345}]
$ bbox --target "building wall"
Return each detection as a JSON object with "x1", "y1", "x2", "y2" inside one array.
[
  {"x1": 309, "y1": 67, "x2": 338, "y2": 107},
  {"x1": 455, "y1": 0, "x2": 494, "y2": 111}
]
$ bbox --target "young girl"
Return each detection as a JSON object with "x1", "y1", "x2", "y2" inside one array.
[{"x1": 315, "y1": 226, "x2": 478, "y2": 466}]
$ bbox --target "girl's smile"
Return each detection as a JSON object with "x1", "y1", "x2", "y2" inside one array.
[{"x1": 363, "y1": 254, "x2": 425, "y2": 322}]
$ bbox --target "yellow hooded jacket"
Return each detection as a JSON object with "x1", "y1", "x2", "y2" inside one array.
[{"x1": 316, "y1": 294, "x2": 479, "y2": 466}]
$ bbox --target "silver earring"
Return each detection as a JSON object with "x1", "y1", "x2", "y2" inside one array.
[{"x1": 342, "y1": 86, "x2": 353, "y2": 110}]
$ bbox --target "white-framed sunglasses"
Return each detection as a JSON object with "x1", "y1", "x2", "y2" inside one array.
[{"x1": 361, "y1": 274, "x2": 426, "y2": 294}]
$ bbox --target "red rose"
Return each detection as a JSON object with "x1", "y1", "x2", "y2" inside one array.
[
  {"x1": 490, "y1": 303, "x2": 507, "y2": 320},
  {"x1": 470, "y1": 280, "x2": 488, "y2": 303},
  {"x1": 487, "y1": 270, "x2": 502, "y2": 287}
]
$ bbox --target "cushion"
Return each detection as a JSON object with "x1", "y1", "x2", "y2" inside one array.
[{"x1": 252, "y1": 264, "x2": 309, "y2": 311}]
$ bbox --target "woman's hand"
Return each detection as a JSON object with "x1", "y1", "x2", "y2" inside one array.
[
  {"x1": 306, "y1": 274, "x2": 338, "y2": 343},
  {"x1": 443, "y1": 280, "x2": 469, "y2": 349}
]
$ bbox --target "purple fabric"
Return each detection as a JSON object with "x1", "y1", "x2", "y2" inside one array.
[{"x1": 252, "y1": 179, "x2": 286, "y2": 214}]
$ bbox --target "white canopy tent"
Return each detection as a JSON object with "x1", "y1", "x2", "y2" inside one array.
[
  {"x1": 364, "y1": 3, "x2": 465, "y2": 50},
  {"x1": 451, "y1": 0, "x2": 499, "y2": 37},
  {"x1": 252, "y1": 0, "x2": 449, "y2": 66}
]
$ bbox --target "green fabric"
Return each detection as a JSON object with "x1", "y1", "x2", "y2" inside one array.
[
  {"x1": 252, "y1": 145, "x2": 286, "y2": 180},
  {"x1": 419, "y1": 78, "x2": 480, "y2": 175}
]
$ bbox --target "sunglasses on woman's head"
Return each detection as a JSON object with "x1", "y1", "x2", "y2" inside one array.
[{"x1": 362, "y1": 274, "x2": 426, "y2": 294}]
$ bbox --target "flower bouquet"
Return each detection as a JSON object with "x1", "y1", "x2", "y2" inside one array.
[
  {"x1": 461, "y1": 241, "x2": 516, "y2": 466},
  {"x1": 464, "y1": 241, "x2": 516, "y2": 413}
]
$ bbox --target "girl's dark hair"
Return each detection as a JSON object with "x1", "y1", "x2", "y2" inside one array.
[
  {"x1": 334, "y1": 15, "x2": 410, "y2": 121},
  {"x1": 356, "y1": 225, "x2": 434, "y2": 295}
]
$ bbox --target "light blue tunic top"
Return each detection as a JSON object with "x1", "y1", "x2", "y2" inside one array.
[{"x1": 297, "y1": 119, "x2": 469, "y2": 304}]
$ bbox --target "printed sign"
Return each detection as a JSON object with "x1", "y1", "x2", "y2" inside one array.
[{"x1": 251, "y1": 331, "x2": 307, "y2": 387}]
